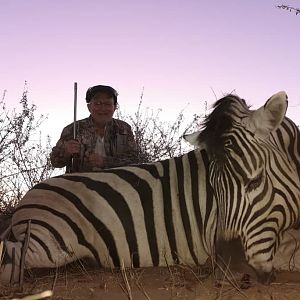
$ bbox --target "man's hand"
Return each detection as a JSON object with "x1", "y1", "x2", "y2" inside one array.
[{"x1": 64, "y1": 140, "x2": 81, "y2": 155}]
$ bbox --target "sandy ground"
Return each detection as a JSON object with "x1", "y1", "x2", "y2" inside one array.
[{"x1": 1, "y1": 264, "x2": 300, "y2": 300}]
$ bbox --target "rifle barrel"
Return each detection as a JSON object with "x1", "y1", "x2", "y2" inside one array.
[{"x1": 73, "y1": 82, "x2": 77, "y2": 139}]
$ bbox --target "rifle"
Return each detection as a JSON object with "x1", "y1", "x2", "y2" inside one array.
[
  {"x1": 70, "y1": 82, "x2": 80, "y2": 172},
  {"x1": 73, "y1": 82, "x2": 77, "y2": 140}
]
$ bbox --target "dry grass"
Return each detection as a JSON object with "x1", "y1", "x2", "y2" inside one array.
[{"x1": 1, "y1": 261, "x2": 300, "y2": 299}]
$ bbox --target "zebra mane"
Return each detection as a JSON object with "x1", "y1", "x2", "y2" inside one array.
[{"x1": 199, "y1": 94, "x2": 250, "y2": 159}]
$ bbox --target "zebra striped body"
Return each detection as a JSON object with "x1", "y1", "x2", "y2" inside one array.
[
  {"x1": 0, "y1": 150, "x2": 217, "y2": 283},
  {"x1": 185, "y1": 91, "x2": 300, "y2": 282}
]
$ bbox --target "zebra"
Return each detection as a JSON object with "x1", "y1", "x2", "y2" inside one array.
[
  {"x1": 185, "y1": 91, "x2": 300, "y2": 282},
  {"x1": 0, "y1": 148, "x2": 218, "y2": 283},
  {"x1": 1, "y1": 91, "x2": 300, "y2": 284}
]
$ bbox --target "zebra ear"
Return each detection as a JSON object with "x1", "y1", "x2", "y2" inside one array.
[
  {"x1": 242, "y1": 91, "x2": 288, "y2": 139},
  {"x1": 184, "y1": 131, "x2": 202, "y2": 147}
]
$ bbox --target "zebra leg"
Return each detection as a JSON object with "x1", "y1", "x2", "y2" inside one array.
[{"x1": 0, "y1": 241, "x2": 23, "y2": 284}]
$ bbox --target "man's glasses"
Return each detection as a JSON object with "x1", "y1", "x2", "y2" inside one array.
[{"x1": 90, "y1": 100, "x2": 114, "y2": 107}]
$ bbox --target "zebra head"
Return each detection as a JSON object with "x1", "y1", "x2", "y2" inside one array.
[{"x1": 185, "y1": 91, "x2": 300, "y2": 283}]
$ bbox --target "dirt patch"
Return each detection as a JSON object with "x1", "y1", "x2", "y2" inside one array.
[{"x1": 1, "y1": 266, "x2": 300, "y2": 300}]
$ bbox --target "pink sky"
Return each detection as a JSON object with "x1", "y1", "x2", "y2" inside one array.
[{"x1": 1, "y1": 0, "x2": 300, "y2": 143}]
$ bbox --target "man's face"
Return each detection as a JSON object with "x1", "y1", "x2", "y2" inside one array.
[{"x1": 87, "y1": 92, "x2": 116, "y2": 124}]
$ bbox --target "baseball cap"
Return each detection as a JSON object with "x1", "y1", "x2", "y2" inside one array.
[{"x1": 85, "y1": 85, "x2": 118, "y2": 104}]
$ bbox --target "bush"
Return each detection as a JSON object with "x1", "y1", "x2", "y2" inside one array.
[
  {"x1": 117, "y1": 90, "x2": 205, "y2": 163},
  {"x1": 121, "y1": 101, "x2": 202, "y2": 163},
  {"x1": 0, "y1": 86, "x2": 53, "y2": 211}
]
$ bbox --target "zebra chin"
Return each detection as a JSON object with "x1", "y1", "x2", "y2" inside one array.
[
  {"x1": 248, "y1": 256, "x2": 275, "y2": 284},
  {"x1": 216, "y1": 237, "x2": 277, "y2": 284},
  {"x1": 255, "y1": 270, "x2": 276, "y2": 285}
]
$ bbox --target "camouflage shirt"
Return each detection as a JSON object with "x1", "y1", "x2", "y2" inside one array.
[{"x1": 50, "y1": 116, "x2": 138, "y2": 172}]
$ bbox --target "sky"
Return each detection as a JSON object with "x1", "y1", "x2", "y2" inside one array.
[{"x1": 1, "y1": 0, "x2": 300, "y2": 144}]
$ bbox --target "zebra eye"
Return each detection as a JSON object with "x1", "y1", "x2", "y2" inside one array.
[{"x1": 246, "y1": 172, "x2": 263, "y2": 192}]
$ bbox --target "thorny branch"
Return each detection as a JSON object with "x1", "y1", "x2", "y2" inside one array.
[{"x1": 277, "y1": 4, "x2": 300, "y2": 15}]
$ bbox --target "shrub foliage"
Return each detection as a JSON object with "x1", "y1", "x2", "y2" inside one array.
[{"x1": 0, "y1": 87, "x2": 53, "y2": 211}]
